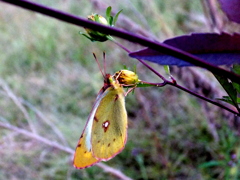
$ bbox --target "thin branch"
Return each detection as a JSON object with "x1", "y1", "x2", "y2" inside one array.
[
  {"x1": 1, "y1": 0, "x2": 239, "y2": 115},
  {"x1": 0, "y1": 79, "x2": 36, "y2": 133},
  {"x1": 0, "y1": 82, "x2": 68, "y2": 146},
  {"x1": 140, "y1": 78, "x2": 240, "y2": 116},
  {"x1": 1, "y1": 0, "x2": 240, "y2": 84},
  {"x1": 96, "y1": 163, "x2": 133, "y2": 180},
  {"x1": 0, "y1": 119, "x2": 73, "y2": 154},
  {"x1": 203, "y1": 0, "x2": 224, "y2": 32},
  {"x1": 113, "y1": 40, "x2": 168, "y2": 82},
  {"x1": 0, "y1": 119, "x2": 133, "y2": 180},
  {"x1": 114, "y1": 42, "x2": 240, "y2": 116},
  {"x1": 170, "y1": 82, "x2": 239, "y2": 116},
  {"x1": 141, "y1": 78, "x2": 238, "y2": 115},
  {"x1": 19, "y1": 98, "x2": 69, "y2": 146}
]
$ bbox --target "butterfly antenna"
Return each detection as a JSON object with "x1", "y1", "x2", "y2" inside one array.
[
  {"x1": 93, "y1": 53, "x2": 105, "y2": 78},
  {"x1": 103, "y1": 52, "x2": 107, "y2": 76}
]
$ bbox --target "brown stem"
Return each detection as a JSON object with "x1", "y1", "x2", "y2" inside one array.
[
  {"x1": 114, "y1": 41, "x2": 240, "y2": 116},
  {"x1": 1, "y1": 0, "x2": 240, "y2": 84}
]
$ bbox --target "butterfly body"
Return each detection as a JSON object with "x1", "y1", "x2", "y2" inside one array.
[{"x1": 73, "y1": 74, "x2": 127, "y2": 169}]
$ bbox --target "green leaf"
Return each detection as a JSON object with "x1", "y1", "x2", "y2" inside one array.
[
  {"x1": 133, "y1": 65, "x2": 137, "y2": 74},
  {"x1": 106, "y1": 6, "x2": 112, "y2": 20},
  {"x1": 113, "y1": 9, "x2": 123, "y2": 26},
  {"x1": 233, "y1": 82, "x2": 240, "y2": 93},
  {"x1": 217, "y1": 96, "x2": 235, "y2": 105},
  {"x1": 232, "y1": 64, "x2": 240, "y2": 93},
  {"x1": 108, "y1": 16, "x2": 113, "y2": 26},
  {"x1": 233, "y1": 64, "x2": 240, "y2": 75},
  {"x1": 199, "y1": 161, "x2": 223, "y2": 168},
  {"x1": 79, "y1": 32, "x2": 95, "y2": 42},
  {"x1": 237, "y1": 97, "x2": 240, "y2": 104},
  {"x1": 215, "y1": 75, "x2": 236, "y2": 100},
  {"x1": 214, "y1": 75, "x2": 237, "y2": 101},
  {"x1": 214, "y1": 74, "x2": 240, "y2": 112},
  {"x1": 123, "y1": 65, "x2": 128, "y2": 70},
  {"x1": 106, "y1": 35, "x2": 114, "y2": 41},
  {"x1": 163, "y1": 65, "x2": 170, "y2": 75}
]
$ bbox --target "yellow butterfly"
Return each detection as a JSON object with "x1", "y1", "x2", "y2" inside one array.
[{"x1": 73, "y1": 69, "x2": 139, "y2": 169}]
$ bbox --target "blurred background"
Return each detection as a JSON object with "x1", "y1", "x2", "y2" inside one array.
[{"x1": 0, "y1": 0, "x2": 239, "y2": 179}]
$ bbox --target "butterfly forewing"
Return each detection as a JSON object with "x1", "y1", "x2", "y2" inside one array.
[{"x1": 92, "y1": 81, "x2": 127, "y2": 160}]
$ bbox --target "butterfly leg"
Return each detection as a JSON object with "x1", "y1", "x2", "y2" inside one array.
[{"x1": 124, "y1": 85, "x2": 137, "y2": 96}]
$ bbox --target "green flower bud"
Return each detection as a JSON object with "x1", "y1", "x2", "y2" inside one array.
[
  {"x1": 81, "y1": 6, "x2": 122, "y2": 42},
  {"x1": 84, "y1": 14, "x2": 111, "y2": 42}
]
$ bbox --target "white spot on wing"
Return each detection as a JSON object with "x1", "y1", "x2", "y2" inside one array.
[{"x1": 103, "y1": 121, "x2": 109, "y2": 128}]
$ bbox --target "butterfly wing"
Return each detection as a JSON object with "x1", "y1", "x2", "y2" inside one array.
[
  {"x1": 73, "y1": 89, "x2": 106, "y2": 169},
  {"x1": 73, "y1": 132, "x2": 100, "y2": 169},
  {"x1": 91, "y1": 81, "x2": 128, "y2": 160},
  {"x1": 73, "y1": 75, "x2": 128, "y2": 168}
]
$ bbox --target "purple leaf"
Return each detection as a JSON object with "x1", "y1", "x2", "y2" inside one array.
[
  {"x1": 219, "y1": 0, "x2": 240, "y2": 24},
  {"x1": 129, "y1": 33, "x2": 240, "y2": 66}
]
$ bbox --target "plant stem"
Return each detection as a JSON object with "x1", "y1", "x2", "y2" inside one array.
[
  {"x1": 113, "y1": 41, "x2": 240, "y2": 116},
  {"x1": 1, "y1": 0, "x2": 239, "y2": 116},
  {"x1": 113, "y1": 40, "x2": 167, "y2": 82},
  {"x1": 1, "y1": 0, "x2": 240, "y2": 84},
  {"x1": 170, "y1": 83, "x2": 239, "y2": 116}
]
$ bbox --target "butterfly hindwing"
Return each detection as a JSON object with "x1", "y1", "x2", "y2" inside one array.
[
  {"x1": 73, "y1": 89, "x2": 106, "y2": 169},
  {"x1": 73, "y1": 132, "x2": 100, "y2": 169}
]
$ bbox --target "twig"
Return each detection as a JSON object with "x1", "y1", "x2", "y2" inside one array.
[
  {"x1": 0, "y1": 119, "x2": 133, "y2": 180},
  {"x1": 96, "y1": 163, "x2": 133, "y2": 180},
  {"x1": 1, "y1": 0, "x2": 240, "y2": 84},
  {"x1": 113, "y1": 42, "x2": 240, "y2": 116},
  {"x1": 113, "y1": 40, "x2": 168, "y2": 82},
  {"x1": 0, "y1": 78, "x2": 36, "y2": 133},
  {"x1": 171, "y1": 83, "x2": 239, "y2": 116},
  {"x1": 203, "y1": 0, "x2": 223, "y2": 32},
  {"x1": 0, "y1": 83, "x2": 68, "y2": 146},
  {"x1": 0, "y1": 119, "x2": 73, "y2": 154},
  {"x1": 0, "y1": 0, "x2": 239, "y2": 115},
  {"x1": 19, "y1": 98, "x2": 68, "y2": 146},
  {"x1": 170, "y1": 66, "x2": 239, "y2": 131}
]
